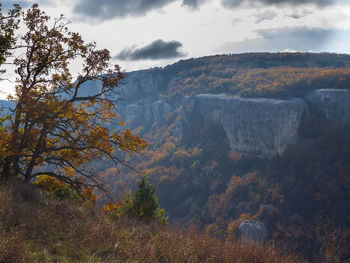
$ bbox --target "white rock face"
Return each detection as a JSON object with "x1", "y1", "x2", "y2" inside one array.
[
  {"x1": 151, "y1": 100, "x2": 172, "y2": 125},
  {"x1": 183, "y1": 94, "x2": 307, "y2": 157},
  {"x1": 124, "y1": 100, "x2": 172, "y2": 127},
  {"x1": 12, "y1": 68, "x2": 348, "y2": 158},
  {"x1": 305, "y1": 89, "x2": 350, "y2": 126},
  {"x1": 119, "y1": 70, "x2": 163, "y2": 101},
  {"x1": 125, "y1": 104, "x2": 144, "y2": 125},
  {"x1": 239, "y1": 220, "x2": 268, "y2": 244}
]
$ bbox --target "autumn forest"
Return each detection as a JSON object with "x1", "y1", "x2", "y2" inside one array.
[{"x1": 1, "y1": 3, "x2": 350, "y2": 263}]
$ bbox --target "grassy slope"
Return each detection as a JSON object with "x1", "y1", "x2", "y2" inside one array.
[{"x1": 0, "y1": 182, "x2": 305, "y2": 263}]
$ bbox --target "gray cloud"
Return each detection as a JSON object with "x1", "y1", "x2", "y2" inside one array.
[
  {"x1": 182, "y1": 0, "x2": 212, "y2": 9},
  {"x1": 222, "y1": 0, "x2": 333, "y2": 8},
  {"x1": 254, "y1": 10, "x2": 277, "y2": 23},
  {"x1": 73, "y1": 0, "x2": 176, "y2": 20},
  {"x1": 73, "y1": 0, "x2": 210, "y2": 20},
  {"x1": 182, "y1": 0, "x2": 202, "y2": 9},
  {"x1": 232, "y1": 17, "x2": 242, "y2": 26},
  {"x1": 73, "y1": 0, "x2": 207, "y2": 20},
  {"x1": 286, "y1": 9, "x2": 313, "y2": 19},
  {"x1": 72, "y1": 0, "x2": 342, "y2": 21},
  {"x1": 115, "y1": 39, "x2": 186, "y2": 60},
  {"x1": 221, "y1": 27, "x2": 345, "y2": 53}
]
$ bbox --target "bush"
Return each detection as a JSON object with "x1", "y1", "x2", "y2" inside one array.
[{"x1": 108, "y1": 176, "x2": 168, "y2": 225}]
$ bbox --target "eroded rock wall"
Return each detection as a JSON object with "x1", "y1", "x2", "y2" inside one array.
[
  {"x1": 119, "y1": 70, "x2": 164, "y2": 102},
  {"x1": 305, "y1": 89, "x2": 350, "y2": 126},
  {"x1": 123, "y1": 100, "x2": 172, "y2": 127},
  {"x1": 4, "y1": 67, "x2": 348, "y2": 158},
  {"x1": 182, "y1": 94, "x2": 307, "y2": 157}
]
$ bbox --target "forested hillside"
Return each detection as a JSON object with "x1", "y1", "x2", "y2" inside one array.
[
  {"x1": 2, "y1": 51, "x2": 350, "y2": 262},
  {"x1": 95, "y1": 53, "x2": 350, "y2": 262},
  {"x1": 117, "y1": 52, "x2": 350, "y2": 103}
]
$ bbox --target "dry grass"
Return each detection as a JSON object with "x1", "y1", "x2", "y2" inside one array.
[{"x1": 0, "y1": 183, "x2": 306, "y2": 263}]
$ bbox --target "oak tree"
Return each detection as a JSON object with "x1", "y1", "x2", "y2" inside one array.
[{"x1": 0, "y1": 4, "x2": 148, "y2": 194}]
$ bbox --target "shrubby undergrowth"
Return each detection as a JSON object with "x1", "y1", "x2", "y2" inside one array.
[{"x1": 0, "y1": 182, "x2": 305, "y2": 263}]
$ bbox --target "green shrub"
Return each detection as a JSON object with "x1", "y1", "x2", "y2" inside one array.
[{"x1": 120, "y1": 176, "x2": 168, "y2": 225}]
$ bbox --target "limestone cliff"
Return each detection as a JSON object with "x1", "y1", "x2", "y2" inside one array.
[
  {"x1": 123, "y1": 100, "x2": 172, "y2": 127},
  {"x1": 2, "y1": 66, "x2": 350, "y2": 158},
  {"x1": 180, "y1": 94, "x2": 307, "y2": 157},
  {"x1": 119, "y1": 70, "x2": 164, "y2": 102},
  {"x1": 82, "y1": 75, "x2": 350, "y2": 158},
  {"x1": 305, "y1": 89, "x2": 350, "y2": 126},
  {"x1": 114, "y1": 65, "x2": 349, "y2": 158}
]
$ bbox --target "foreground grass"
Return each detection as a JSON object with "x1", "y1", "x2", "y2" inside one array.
[{"x1": 0, "y1": 183, "x2": 306, "y2": 263}]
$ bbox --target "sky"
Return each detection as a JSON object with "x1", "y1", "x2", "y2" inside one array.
[{"x1": 1, "y1": 0, "x2": 350, "y2": 98}]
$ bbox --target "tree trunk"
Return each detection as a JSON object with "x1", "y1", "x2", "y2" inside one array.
[{"x1": 1, "y1": 157, "x2": 11, "y2": 182}]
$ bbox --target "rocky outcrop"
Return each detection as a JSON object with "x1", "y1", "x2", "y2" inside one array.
[
  {"x1": 119, "y1": 70, "x2": 163, "y2": 102},
  {"x1": 125, "y1": 104, "x2": 144, "y2": 125},
  {"x1": 98, "y1": 70, "x2": 350, "y2": 158},
  {"x1": 122, "y1": 89, "x2": 350, "y2": 157},
  {"x1": 305, "y1": 89, "x2": 350, "y2": 126},
  {"x1": 181, "y1": 94, "x2": 307, "y2": 157},
  {"x1": 151, "y1": 100, "x2": 172, "y2": 125},
  {"x1": 124, "y1": 100, "x2": 172, "y2": 127},
  {"x1": 3, "y1": 82, "x2": 349, "y2": 158},
  {"x1": 239, "y1": 220, "x2": 268, "y2": 244}
]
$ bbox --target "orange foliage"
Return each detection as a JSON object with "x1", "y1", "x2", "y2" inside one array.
[{"x1": 0, "y1": 5, "x2": 148, "y2": 195}]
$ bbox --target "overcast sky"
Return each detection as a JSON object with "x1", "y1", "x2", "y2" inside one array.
[{"x1": 1, "y1": 0, "x2": 350, "y2": 98}]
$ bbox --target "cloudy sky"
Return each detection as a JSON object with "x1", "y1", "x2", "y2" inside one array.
[{"x1": 1, "y1": 0, "x2": 350, "y2": 98}]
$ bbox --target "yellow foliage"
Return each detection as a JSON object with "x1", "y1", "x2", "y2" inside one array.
[
  {"x1": 33, "y1": 175, "x2": 64, "y2": 193},
  {"x1": 103, "y1": 200, "x2": 123, "y2": 212},
  {"x1": 82, "y1": 188, "x2": 97, "y2": 203}
]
